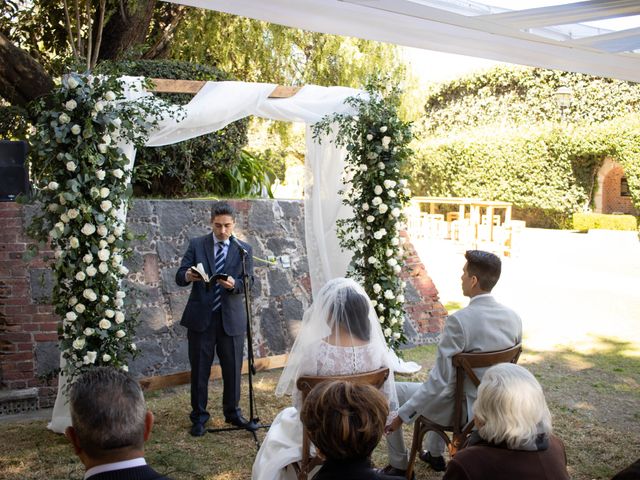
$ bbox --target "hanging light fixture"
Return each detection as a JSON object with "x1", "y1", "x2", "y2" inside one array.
[{"x1": 554, "y1": 85, "x2": 573, "y2": 119}]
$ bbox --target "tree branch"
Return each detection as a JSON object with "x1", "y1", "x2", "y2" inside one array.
[
  {"x1": 142, "y1": 5, "x2": 186, "y2": 59},
  {"x1": 62, "y1": 0, "x2": 79, "y2": 60},
  {"x1": 90, "y1": 0, "x2": 107, "y2": 68}
]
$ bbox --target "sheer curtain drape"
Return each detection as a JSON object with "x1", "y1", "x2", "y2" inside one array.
[{"x1": 48, "y1": 79, "x2": 360, "y2": 433}]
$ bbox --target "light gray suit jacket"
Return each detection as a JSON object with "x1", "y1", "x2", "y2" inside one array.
[{"x1": 398, "y1": 295, "x2": 522, "y2": 426}]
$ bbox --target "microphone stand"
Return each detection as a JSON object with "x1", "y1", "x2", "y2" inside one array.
[{"x1": 207, "y1": 240, "x2": 269, "y2": 449}]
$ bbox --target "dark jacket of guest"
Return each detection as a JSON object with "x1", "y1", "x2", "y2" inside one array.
[
  {"x1": 312, "y1": 458, "x2": 400, "y2": 480},
  {"x1": 88, "y1": 464, "x2": 170, "y2": 480},
  {"x1": 443, "y1": 432, "x2": 570, "y2": 480}
]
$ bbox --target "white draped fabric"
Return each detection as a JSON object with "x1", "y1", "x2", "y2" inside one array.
[{"x1": 48, "y1": 79, "x2": 362, "y2": 433}]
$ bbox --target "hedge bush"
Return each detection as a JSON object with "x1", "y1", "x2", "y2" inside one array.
[
  {"x1": 573, "y1": 212, "x2": 638, "y2": 231},
  {"x1": 98, "y1": 60, "x2": 252, "y2": 197}
]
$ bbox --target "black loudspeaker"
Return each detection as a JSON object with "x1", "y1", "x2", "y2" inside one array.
[{"x1": 0, "y1": 140, "x2": 30, "y2": 201}]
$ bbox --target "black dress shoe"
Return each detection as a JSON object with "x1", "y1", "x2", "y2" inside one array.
[
  {"x1": 225, "y1": 414, "x2": 250, "y2": 428},
  {"x1": 190, "y1": 423, "x2": 205, "y2": 437},
  {"x1": 419, "y1": 450, "x2": 446, "y2": 471},
  {"x1": 375, "y1": 465, "x2": 415, "y2": 479}
]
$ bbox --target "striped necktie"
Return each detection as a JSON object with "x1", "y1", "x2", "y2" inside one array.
[{"x1": 212, "y1": 242, "x2": 225, "y2": 312}]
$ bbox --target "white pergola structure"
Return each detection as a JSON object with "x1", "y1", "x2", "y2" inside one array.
[{"x1": 166, "y1": 0, "x2": 640, "y2": 83}]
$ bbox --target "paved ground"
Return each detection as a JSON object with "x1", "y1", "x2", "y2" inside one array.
[{"x1": 412, "y1": 228, "x2": 640, "y2": 352}]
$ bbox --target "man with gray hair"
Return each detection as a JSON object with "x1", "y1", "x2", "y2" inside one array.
[{"x1": 65, "y1": 367, "x2": 170, "y2": 480}]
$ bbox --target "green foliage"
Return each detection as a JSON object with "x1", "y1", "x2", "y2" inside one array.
[
  {"x1": 97, "y1": 59, "x2": 265, "y2": 197},
  {"x1": 412, "y1": 66, "x2": 640, "y2": 227},
  {"x1": 171, "y1": 10, "x2": 404, "y2": 88},
  {"x1": 313, "y1": 77, "x2": 413, "y2": 350},
  {"x1": 573, "y1": 213, "x2": 638, "y2": 232}
]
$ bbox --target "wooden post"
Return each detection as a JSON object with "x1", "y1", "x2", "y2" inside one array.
[{"x1": 148, "y1": 78, "x2": 301, "y2": 98}]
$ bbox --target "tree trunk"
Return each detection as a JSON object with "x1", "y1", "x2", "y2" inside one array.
[
  {"x1": 98, "y1": 0, "x2": 157, "y2": 60},
  {"x1": 0, "y1": 32, "x2": 54, "y2": 106}
]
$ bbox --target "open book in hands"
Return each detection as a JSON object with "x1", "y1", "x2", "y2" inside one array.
[{"x1": 189, "y1": 263, "x2": 229, "y2": 283}]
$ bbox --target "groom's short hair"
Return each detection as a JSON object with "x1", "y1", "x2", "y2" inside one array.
[
  {"x1": 211, "y1": 201, "x2": 235, "y2": 220},
  {"x1": 69, "y1": 367, "x2": 146, "y2": 459},
  {"x1": 300, "y1": 380, "x2": 388, "y2": 460}
]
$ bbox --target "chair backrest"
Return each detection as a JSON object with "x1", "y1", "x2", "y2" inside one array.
[
  {"x1": 451, "y1": 344, "x2": 522, "y2": 440},
  {"x1": 293, "y1": 367, "x2": 390, "y2": 480}
]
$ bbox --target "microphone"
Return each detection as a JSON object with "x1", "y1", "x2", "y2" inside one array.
[{"x1": 229, "y1": 235, "x2": 248, "y2": 255}]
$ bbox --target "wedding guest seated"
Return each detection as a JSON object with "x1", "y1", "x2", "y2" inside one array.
[
  {"x1": 300, "y1": 380, "x2": 400, "y2": 480},
  {"x1": 65, "y1": 366, "x2": 171, "y2": 480},
  {"x1": 252, "y1": 277, "x2": 398, "y2": 480},
  {"x1": 443, "y1": 363, "x2": 570, "y2": 480}
]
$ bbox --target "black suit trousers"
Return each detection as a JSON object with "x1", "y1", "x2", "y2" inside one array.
[{"x1": 188, "y1": 310, "x2": 244, "y2": 425}]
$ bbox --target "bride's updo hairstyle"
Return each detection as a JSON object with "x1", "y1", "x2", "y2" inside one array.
[{"x1": 325, "y1": 280, "x2": 371, "y2": 342}]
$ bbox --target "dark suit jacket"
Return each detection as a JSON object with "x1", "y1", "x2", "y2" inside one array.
[
  {"x1": 88, "y1": 464, "x2": 170, "y2": 480},
  {"x1": 312, "y1": 458, "x2": 400, "y2": 480},
  {"x1": 176, "y1": 233, "x2": 253, "y2": 336}
]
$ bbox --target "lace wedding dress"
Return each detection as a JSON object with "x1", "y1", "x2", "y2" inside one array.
[{"x1": 251, "y1": 341, "x2": 395, "y2": 480}]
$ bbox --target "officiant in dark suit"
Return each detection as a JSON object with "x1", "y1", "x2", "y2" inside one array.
[{"x1": 176, "y1": 201, "x2": 254, "y2": 437}]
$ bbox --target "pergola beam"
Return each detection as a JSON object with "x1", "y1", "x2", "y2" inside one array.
[{"x1": 150, "y1": 78, "x2": 301, "y2": 98}]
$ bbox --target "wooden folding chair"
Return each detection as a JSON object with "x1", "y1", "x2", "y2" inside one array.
[
  {"x1": 290, "y1": 367, "x2": 390, "y2": 480},
  {"x1": 405, "y1": 344, "x2": 522, "y2": 479}
]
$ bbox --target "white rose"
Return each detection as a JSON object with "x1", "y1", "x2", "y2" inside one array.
[
  {"x1": 371, "y1": 300, "x2": 378, "y2": 307},
  {"x1": 90, "y1": 187, "x2": 100, "y2": 198},
  {"x1": 372, "y1": 197, "x2": 382, "y2": 206},
  {"x1": 54, "y1": 221, "x2": 64, "y2": 231},
  {"x1": 393, "y1": 332, "x2": 401, "y2": 339},
  {"x1": 75, "y1": 271, "x2": 86, "y2": 281},
  {"x1": 72, "y1": 337, "x2": 85, "y2": 350},
  {"x1": 116, "y1": 329, "x2": 126, "y2": 338},
  {"x1": 95, "y1": 100, "x2": 105, "y2": 112},
  {"x1": 388, "y1": 190, "x2": 397, "y2": 198},
  {"x1": 367, "y1": 256, "x2": 377, "y2": 264},
  {"x1": 107, "y1": 234, "x2": 115, "y2": 244},
  {"x1": 112, "y1": 168, "x2": 124, "y2": 179},
  {"x1": 59, "y1": 113, "x2": 71, "y2": 124},
  {"x1": 387, "y1": 258, "x2": 398, "y2": 267},
  {"x1": 112, "y1": 118, "x2": 122, "y2": 128},
  {"x1": 384, "y1": 290, "x2": 395, "y2": 300},
  {"x1": 379, "y1": 316, "x2": 385, "y2": 322},
  {"x1": 374, "y1": 185, "x2": 383, "y2": 195},
  {"x1": 65, "y1": 311, "x2": 77, "y2": 321},
  {"x1": 69, "y1": 237, "x2": 80, "y2": 249},
  {"x1": 373, "y1": 231, "x2": 383, "y2": 240},
  {"x1": 98, "y1": 262, "x2": 109, "y2": 273},
  {"x1": 390, "y1": 317, "x2": 397, "y2": 325},
  {"x1": 96, "y1": 170, "x2": 106, "y2": 180},
  {"x1": 98, "y1": 249, "x2": 110, "y2": 261},
  {"x1": 75, "y1": 303, "x2": 86, "y2": 313},
  {"x1": 69, "y1": 296, "x2": 78, "y2": 306},
  {"x1": 381, "y1": 136, "x2": 391, "y2": 148},
  {"x1": 366, "y1": 134, "x2": 373, "y2": 141},
  {"x1": 67, "y1": 208, "x2": 79, "y2": 219},
  {"x1": 403, "y1": 188, "x2": 411, "y2": 196},
  {"x1": 102, "y1": 353, "x2": 112, "y2": 362},
  {"x1": 359, "y1": 164, "x2": 368, "y2": 172},
  {"x1": 86, "y1": 265, "x2": 97, "y2": 277},
  {"x1": 366, "y1": 215, "x2": 374, "y2": 223},
  {"x1": 105, "y1": 309, "x2": 115, "y2": 318},
  {"x1": 48, "y1": 203, "x2": 59, "y2": 212},
  {"x1": 379, "y1": 228, "x2": 387, "y2": 236},
  {"x1": 380, "y1": 126, "x2": 388, "y2": 133},
  {"x1": 65, "y1": 99, "x2": 77, "y2": 111},
  {"x1": 67, "y1": 77, "x2": 79, "y2": 89},
  {"x1": 391, "y1": 207, "x2": 401, "y2": 218},
  {"x1": 116, "y1": 291, "x2": 126, "y2": 299},
  {"x1": 378, "y1": 204, "x2": 388, "y2": 214},
  {"x1": 373, "y1": 283, "x2": 382, "y2": 293},
  {"x1": 383, "y1": 179, "x2": 396, "y2": 189},
  {"x1": 98, "y1": 144, "x2": 108, "y2": 154},
  {"x1": 362, "y1": 203, "x2": 369, "y2": 211},
  {"x1": 114, "y1": 299, "x2": 124, "y2": 308},
  {"x1": 130, "y1": 343, "x2": 136, "y2": 351},
  {"x1": 391, "y1": 237, "x2": 400, "y2": 246},
  {"x1": 113, "y1": 225, "x2": 123, "y2": 237},
  {"x1": 83, "y1": 327, "x2": 95, "y2": 336},
  {"x1": 99, "y1": 318, "x2": 112, "y2": 330},
  {"x1": 378, "y1": 162, "x2": 385, "y2": 170},
  {"x1": 71, "y1": 124, "x2": 81, "y2": 135},
  {"x1": 397, "y1": 294, "x2": 405, "y2": 303},
  {"x1": 105, "y1": 91, "x2": 116, "y2": 101},
  {"x1": 83, "y1": 351, "x2": 97, "y2": 364},
  {"x1": 58, "y1": 194, "x2": 66, "y2": 205},
  {"x1": 386, "y1": 249, "x2": 393, "y2": 257},
  {"x1": 367, "y1": 152, "x2": 378, "y2": 160},
  {"x1": 99, "y1": 240, "x2": 108, "y2": 249},
  {"x1": 111, "y1": 253, "x2": 122, "y2": 265},
  {"x1": 48, "y1": 181, "x2": 59, "y2": 190},
  {"x1": 101, "y1": 295, "x2": 109, "y2": 302},
  {"x1": 394, "y1": 264, "x2": 402, "y2": 274},
  {"x1": 122, "y1": 365, "x2": 129, "y2": 372},
  {"x1": 97, "y1": 224, "x2": 108, "y2": 237},
  {"x1": 100, "y1": 200, "x2": 112, "y2": 212},
  {"x1": 384, "y1": 328, "x2": 392, "y2": 337},
  {"x1": 118, "y1": 265, "x2": 129, "y2": 275},
  {"x1": 101, "y1": 134, "x2": 111, "y2": 145},
  {"x1": 83, "y1": 253, "x2": 93, "y2": 264},
  {"x1": 81, "y1": 223, "x2": 96, "y2": 235},
  {"x1": 60, "y1": 213, "x2": 69, "y2": 223},
  {"x1": 100, "y1": 187, "x2": 110, "y2": 198},
  {"x1": 66, "y1": 161, "x2": 76, "y2": 171}
]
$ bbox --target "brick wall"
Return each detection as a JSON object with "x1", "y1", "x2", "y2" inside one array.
[
  {"x1": 0, "y1": 199, "x2": 446, "y2": 408},
  {"x1": 602, "y1": 163, "x2": 637, "y2": 215}
]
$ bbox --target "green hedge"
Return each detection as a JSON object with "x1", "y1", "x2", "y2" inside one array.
[
  {"x1": 409, "y1": 115, "x2": 640, "y2": 228},
  {"x1": 573, "y1": 212, "x2": 638, "y2": 231}
]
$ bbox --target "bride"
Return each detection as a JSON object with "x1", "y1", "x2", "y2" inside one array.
[{"x1": 252, "y1": 277, "x2": 398, "y2": 480}]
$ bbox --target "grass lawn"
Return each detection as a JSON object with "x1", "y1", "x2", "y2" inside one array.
[{"x1": 0, "y1": 341, "x2": 638, "y2": 479}]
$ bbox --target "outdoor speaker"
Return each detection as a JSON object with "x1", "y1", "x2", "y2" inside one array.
[{"x1": 0, "y1": 140, "x2": 30, "y2": 201}]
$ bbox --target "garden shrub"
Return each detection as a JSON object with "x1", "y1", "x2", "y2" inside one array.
[{"x1": 573, "y1": 212, "x2": 638, "y2": 232}]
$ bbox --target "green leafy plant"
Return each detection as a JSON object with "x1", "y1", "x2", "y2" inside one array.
[
  {"x1": 25, "y1": 72, "x2": 172, "y2": 384},
  {"x1": 313, "y1": 77, "x2": 413, "y2": 350},
  {"x1": 573, "y1": 212, "x2": 638, "y2": 232}
]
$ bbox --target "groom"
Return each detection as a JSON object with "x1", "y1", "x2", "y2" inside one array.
[{"x1": 176, "y1": 201, "x2": 254, "y2": 437}]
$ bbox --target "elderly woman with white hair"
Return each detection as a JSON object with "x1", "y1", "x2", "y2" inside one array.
[{"x1": 443, "y1": 363, "x2": 570, "y2": 480}]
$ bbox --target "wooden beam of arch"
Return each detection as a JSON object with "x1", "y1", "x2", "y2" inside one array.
[{"x1": 149, "y1": 78, "x2": 301, "y2": 98}]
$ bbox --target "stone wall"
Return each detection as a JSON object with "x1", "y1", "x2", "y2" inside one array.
[{"x1": 0, "y1": 199, "x2": 446, "y2": 409}]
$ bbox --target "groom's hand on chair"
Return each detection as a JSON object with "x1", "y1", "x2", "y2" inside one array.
[{"x1": 385, "y1": 415, "x2": 403, "y2": 435}]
